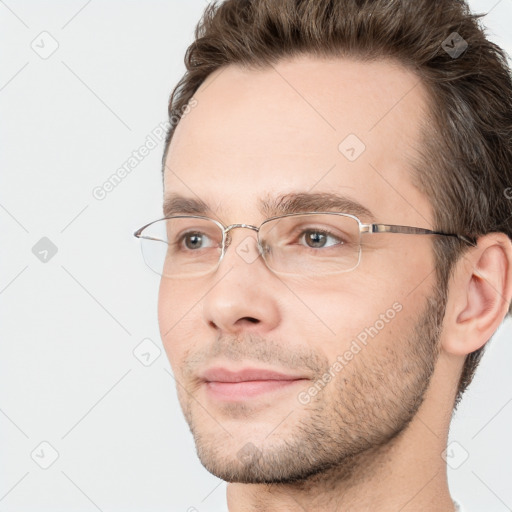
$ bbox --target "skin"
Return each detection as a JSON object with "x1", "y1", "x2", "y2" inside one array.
[{"x1": 158, "y1": 55, "x2": 512, "y2": 511}]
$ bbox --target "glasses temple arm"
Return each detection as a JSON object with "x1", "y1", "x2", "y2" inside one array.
[{"x1": 362, "y1": 223, "x2": 477, "y2": 246}]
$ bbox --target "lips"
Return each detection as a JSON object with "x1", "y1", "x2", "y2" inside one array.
[
  {"x1": 199, "y1": 367, "x2": 309, "y2": 401},
  {"x1": 200, "y1": 367, "x2": 306, "y2": 383}
]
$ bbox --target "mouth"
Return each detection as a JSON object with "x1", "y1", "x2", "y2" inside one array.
[
  {"x1": 204, "y1": 379, "x2": 308, "y2": 400},
  {"x1": 200, "y1": 367, "x2": 310, "y2": 401}
]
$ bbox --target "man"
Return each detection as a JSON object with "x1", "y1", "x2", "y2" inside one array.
[{"x1": 134, "y1": 0, "x2": 512, "y2": 510}]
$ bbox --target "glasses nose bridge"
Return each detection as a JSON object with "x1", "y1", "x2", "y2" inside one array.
[
  {"x1": 223, "y1": 223, "x2": 260, "y2": 249},
  {"x1": 224, "y1": 223, "x2": 259, "y2": 233}
]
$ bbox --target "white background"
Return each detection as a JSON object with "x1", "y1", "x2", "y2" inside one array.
[{"x1": 1, "y1": 1, "x2": 511, "y2": 511}]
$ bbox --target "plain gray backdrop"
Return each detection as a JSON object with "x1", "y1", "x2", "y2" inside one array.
[{"x1": 1, "y1": 1, "x2": 511, "y2": 511}]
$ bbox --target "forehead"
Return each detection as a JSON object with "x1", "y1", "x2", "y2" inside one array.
[{"x1": 164, "y1": 55, "x2": 433, "y2": 227}]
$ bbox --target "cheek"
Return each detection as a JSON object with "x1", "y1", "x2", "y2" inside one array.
[
  {"x1": 157, "y1": 278, "x2": 205, "y2": 370},
  {"x1": 158, "y1": 276, "x2": 208, "y2": 323},
  {"x1": 288, "y1": 264, "x2": 427, "y2": 358}
]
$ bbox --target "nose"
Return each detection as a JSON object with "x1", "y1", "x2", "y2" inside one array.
[{"x1": 202, "y1": 226, "x2": 281, "y2": 334}]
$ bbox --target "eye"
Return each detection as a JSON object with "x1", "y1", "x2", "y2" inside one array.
[
  {"x1": 178, "y1": 231, "x2": 216, "y2": 250},
  {"x1": 299, "y1": 229, "x2": 344, "y2": 249}
]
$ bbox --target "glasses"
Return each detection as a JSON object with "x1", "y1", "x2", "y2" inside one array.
[{"x1": 133, "y1": 212, "x2": 477, "y2": 279}]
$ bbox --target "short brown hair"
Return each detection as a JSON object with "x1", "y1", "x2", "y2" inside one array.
[{"x1": 162, "y1": 0, "x2": 512, "y2": 407}]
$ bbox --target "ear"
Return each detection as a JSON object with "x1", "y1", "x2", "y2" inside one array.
[{"x1": 441, "y1": 233, "x2": 512, "y2": 356}]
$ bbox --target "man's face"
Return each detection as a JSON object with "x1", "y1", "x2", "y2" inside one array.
[{"x1": 158, "y1": 56, "x2": 445, "y2": 483}]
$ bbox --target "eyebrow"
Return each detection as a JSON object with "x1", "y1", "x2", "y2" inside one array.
[{"x1": 162, "y1": 191, "x2": 376, "y2": 222}]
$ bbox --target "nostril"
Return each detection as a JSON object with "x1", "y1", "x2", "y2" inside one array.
[{"x1": 242, "y1": 317, "x2": 259, "y2": 324}]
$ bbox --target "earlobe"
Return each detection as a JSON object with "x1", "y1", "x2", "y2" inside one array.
[{"x1": 442, "y1": 234, "x2": 512, "y2": 356}]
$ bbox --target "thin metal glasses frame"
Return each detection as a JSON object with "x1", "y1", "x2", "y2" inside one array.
[{"x1": 133, "y1": 212, "x2": 477, "y2": 276}]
